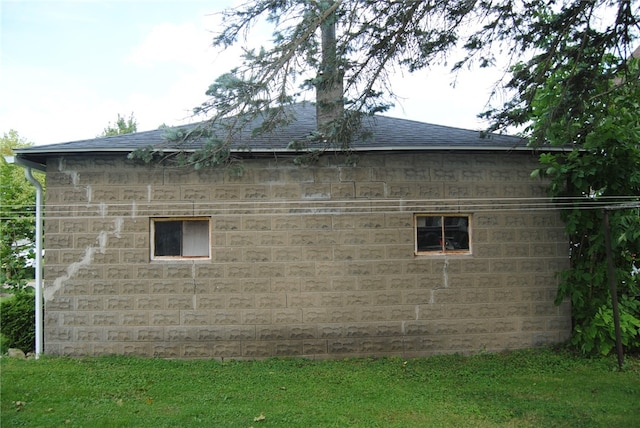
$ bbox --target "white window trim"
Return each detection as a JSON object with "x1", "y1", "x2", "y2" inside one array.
[{"x1": 150, "y1": 217, "x2": 212, "y2": 261}]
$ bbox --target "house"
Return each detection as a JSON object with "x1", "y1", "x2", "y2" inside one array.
[{"x1": 13, "y1": 103, "x2": 571, "y2": 358}]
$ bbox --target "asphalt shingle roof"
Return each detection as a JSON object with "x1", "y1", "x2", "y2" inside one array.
[{"x1": 14, "y1": 103, "x2": 530, "y2": 167}]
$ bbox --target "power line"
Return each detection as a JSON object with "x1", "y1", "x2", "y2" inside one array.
[{"x1": 2, "y1": 196, "x2": 638, "y2": 221}]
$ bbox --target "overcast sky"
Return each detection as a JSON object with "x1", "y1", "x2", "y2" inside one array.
[{"x1": 1, "y1": 0, "x2": 502, "y2": 146}]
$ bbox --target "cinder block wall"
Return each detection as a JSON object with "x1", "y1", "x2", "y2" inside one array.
[{"x1": 42, "y1": 152, "x2": 571, "y2": 358}]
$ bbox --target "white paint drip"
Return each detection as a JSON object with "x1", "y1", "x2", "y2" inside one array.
[
  {"x1": 147, "y1": 184, "x2": 152, "y2": 202},
  {"x1": 191, "y1": 263, "x2": 198, "y2": 301},
  {"x1": 442, "y1": 257, "x2": 449, "y2": 288},
  {"x1": 113, "y1": 217, "x2": 123, "y2": 238},
  {"x1": 97, "y1": 231, "x2": 108, "y2": 253},
  {"x1": 46, "y1": 246, "x2": 95, "y2": 301},
  {"x1": 415, "y1": 305, "x2": 420, "y2": 320},
  {"x1": 58, "y1": 158, "x2": 79, "y2": 187},
  {"x1": 45, "y1": 217, "x2": 123, "y2": 301}
]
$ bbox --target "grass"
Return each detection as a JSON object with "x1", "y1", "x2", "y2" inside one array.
[{"x1": 1, "y1": 349, "x2": 639, "y2": 427}]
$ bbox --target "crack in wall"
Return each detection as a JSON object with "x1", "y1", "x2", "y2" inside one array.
[{"x1": 429, "y1": 258, "x2": 450, "y2": 305}]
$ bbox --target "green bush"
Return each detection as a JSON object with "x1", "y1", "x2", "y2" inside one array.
[
  {"x1": 0, "y1": 332, "x2": 10, "y2": 354},
  {"x1": 0, "y1": 292, "x2": 35, "y2": 352}
]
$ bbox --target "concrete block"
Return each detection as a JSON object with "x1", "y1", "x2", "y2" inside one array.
[
  {"x1": 135, "y1": 265, "x2": 164, "y2": 280},
  {"x1": 327, "y1": 338, "x2": 359, "y2": 354},
  {"x1": 302, "y1": 308, "x2": 329, "y2": 323},
  {"x1": 303, "y1": 339, "x2": 327, "y2": 355},
  {"x1": 273, "y1": 309, "x2": 302, "y2": 324},
  {"x1": 301, "y1": 183, "x2": 330, "y2": 199},
  {"x1": 183, "y1": 344, "x2": 211, "y2": 358},
  {"x1": 92, "y1": 313, "x2": 118, "y2": 326},
  {"x1": 356, "y1": 182, "x2": 385, "y2": 198},
  {"x1": 136, "y1": 296, "x2": 165, "y2": 310},
  {"x1": 228, "y1": 325, "x2": 256, "y2": 340},
  {"x1": 121, "y1": 281, "x2": 150, "y2": 294},
  {"x1": 274, "y1": 341, "x2": 303, "y2": 356},
  {"x1": 181, "y1": 186, "x2": 210, "y2": 200},
  {"x1": 256, "y1": 326, "x2": 288, "y2": 341},
  {"x1": 76, "y1": 296, "x2": 104, "y2": 311},
  {"x1": 331, "y1": 183, "x2": 355, "y2": 198},
  {"x1": 151, "y1": 311, "x2": 180, "y2": 326},
  {"x1": 167, "y1": 296, "x2": 195, "y2": 310},
  {"x1": 387, "y1": 304, "x2": 420, "y2": 323},
  {"x1": 76, "y1": 328, "x2": 104, "y2": 341},
  {"x1": 318, "y1": 324, "x2": 345, "y2": 338},
  {"x1": 357, "y1": 276, "x2": 387, "y2": 290},
  {"x1": 272, "y1": 184, "x2": 302, "y2": 199},
  {"x1": 328, "y1": 308, "x2": 358, "y2": 323},
  {"x1": 107, "y1": 329, "x2": 133, "y2": 341},
  {"x1": 212, "y1": 310, "x2": 242, "y2": 324},
  {"x1": 136, "y1": 328, "x2": 164, "y2": 341},
  {"x1": 105, "y1": 296, "x2": 135, "y2": 310},
  {"x1": 211, "y1": 341, "x2": 243, "y2": 358},
  {"x1": 242, "y1": 341, "x2": 274, "y2": 358},
  {"x1": 121, "y1": 312, "x2": 148, "y2": 325},
  {"x1": 123, "y1": 344, "x2": 151, "y2": 356},
  {"x1": 289, "y1": 324, "x2": 317, "y2": 339},
  {"x1": 242, "y1": 309, "x2": 272, "y2": 324},
  {"x1": 62, "y1": 312, "x2": 91, "y2": 326},
  {"x1": 358, "y1": 246, "x2": 386, "y2": 259},
  {"x1": 91, "y1": 344, "x2": 117, "y2": 356},
  {"x1": 153, "y1": 345, "x2": 180, "y2": 358}
]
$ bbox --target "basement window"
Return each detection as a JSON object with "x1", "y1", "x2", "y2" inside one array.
[
  {"x1": 415, "y1": 214, "x2": 471, "y2": 255},
  {"x1": 151, "y1": 218, "x2": 210, "y2": 260}
]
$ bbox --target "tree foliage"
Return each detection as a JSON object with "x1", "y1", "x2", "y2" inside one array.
[
  {"x1": 0, "y1": 131, "x2": 44, "y2": 290},
  {"x1": 0, "y1": 292, "x2": 36, "y2": 352},
  {"x1": 530, "y1": 48, "x2": 640, "y2": 355},
  {"x1": 133, "y1": 0, "x2": 639, "y2": 167},
  {"x1": 100, "y1": 113, "x2": 138, "y2": 137}
]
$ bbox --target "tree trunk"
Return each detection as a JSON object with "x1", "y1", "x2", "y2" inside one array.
[{"x1": 316, "y1": 2, "x2": 343, "y2": 132}]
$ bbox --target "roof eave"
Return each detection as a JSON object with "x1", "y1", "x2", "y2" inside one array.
[{"x1": 13, "y1": 143, "x2": 567, "y2": 160}]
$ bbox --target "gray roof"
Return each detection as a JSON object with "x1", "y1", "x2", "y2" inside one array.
[{"x1": 14, "y1": 102, "x2": 533, "y2": 168}]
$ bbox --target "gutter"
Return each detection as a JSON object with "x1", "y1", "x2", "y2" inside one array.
[
  {"x1": 12, "y1": 143, "x2": 572, "y2": 163},
  {"x1": 4, "y1": 155, "x2": 45, "y2": 359}
]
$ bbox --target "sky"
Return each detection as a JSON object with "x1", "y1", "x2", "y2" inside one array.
[{"x1": 1, "y1": 0, "x2": 503, "y2": 146}]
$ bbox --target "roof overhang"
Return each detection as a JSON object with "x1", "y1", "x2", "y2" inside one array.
[
  {"x1": 12, "y1": 142, "x2": 570, "y2": 166},
  {"x1": 4, "y1": 154, "x2": 47, "y2": 172}
]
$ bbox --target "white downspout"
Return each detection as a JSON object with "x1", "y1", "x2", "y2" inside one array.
[{"x1": 24, "y1": 167, "x2": 44, "y2": 359}]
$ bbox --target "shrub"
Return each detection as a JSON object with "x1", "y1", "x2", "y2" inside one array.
[{"x1": 0, "y1": 292, "x2": 35, "y2": 352}]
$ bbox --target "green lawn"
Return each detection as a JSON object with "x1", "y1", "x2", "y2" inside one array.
[{"x1": 1, "y1": 349, "x2": 639, "y2": 427}]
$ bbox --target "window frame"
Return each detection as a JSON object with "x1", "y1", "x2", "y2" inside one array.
[
  {"x1": 414, "y1": 214, "x2": 472, "y2": 255},
  {"x1": 150, "y1": 217, "x2": 211, "y2": 261}
]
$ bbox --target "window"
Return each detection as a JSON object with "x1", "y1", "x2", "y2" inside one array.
[
  {"x1": 415, "y1": 214, "x2": 470, "y2": 254},
  {"x1": 151, "y1": 218, "x2": 210, "y2": 260}
]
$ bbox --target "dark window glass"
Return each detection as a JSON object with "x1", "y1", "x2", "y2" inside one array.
[
  {"x1": 443, "y1": 217, "x2": 469, "y2": 250},
  {"x1": 154, "y1": 221, "x2": 182, "y2": 256}
]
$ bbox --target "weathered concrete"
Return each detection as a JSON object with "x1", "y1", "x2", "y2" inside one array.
[{"x1": 41, "y1": 152, "x2": 570, "y2": 358}]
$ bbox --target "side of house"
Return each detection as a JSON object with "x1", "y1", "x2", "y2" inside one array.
[{"x1": 38, "y1": 149, "x2": 571, "y2": 358}]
